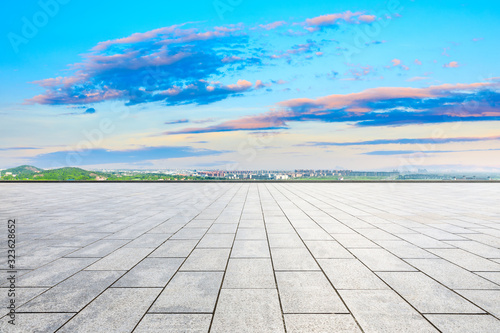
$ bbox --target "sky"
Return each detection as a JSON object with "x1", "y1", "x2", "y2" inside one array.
[{"x1": 1, "y1": 0, "x2": 499, "y2": 171}]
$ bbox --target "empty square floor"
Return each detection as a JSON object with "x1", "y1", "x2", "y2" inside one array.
[{"x1": 1, "y1": 183, "x2": 500, "y2": 332}]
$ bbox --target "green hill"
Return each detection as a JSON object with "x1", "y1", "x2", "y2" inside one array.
[
  {"x1": 3, "y1": 165, "x2": 44, "y2": 178},
  {"x1": 1, "y1": 166, "x2": 110, "y2": 181}
]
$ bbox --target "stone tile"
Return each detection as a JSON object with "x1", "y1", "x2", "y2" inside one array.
[
  {"x1": 445, "y1": 240, "x2": 500, "y2": 259},
  {"x1": 268, "y1": 233, "x2": 304, "y2": 248},
  {"x1": 271, "y1": 247, "x2": 319, "y2": 271},
  {"x1": 235, "y1": 228, "x2": 267, "y2": 240},
  {"x1": 180, "y1": 248, "x2": 230, "y2": 271},
  {"x1": 405, "y1": 259, "x2": 500, "y2": 289},
  {"x1": 58, "y1": 288, "x2": 160, "y2": 333},
  {"x1": 211, "y1": 289, "x2": 285, "y2": 333},
  {"x1": 425, "y1": 314, "x2": 500, "y2": 333},
  {"x1": 304, "y1": 240, "x2": 353, "y2": 259},
  {"x1": 16, "y1": 257, "x2": 97, "y2": 287},
  {"x1": 170, "y1": 228, "x2": 208, "y2": 240},
  {"x1": 349, "y1": 248, "x2": 416, "y2": 271},
  {"x1": 0, "y1": 287, "x2": 46, "y2": 316},
  {"x1": 427, "y1": 249, "x2": 500, "y2": 271},
  {"x1": 223, "y1": 258, "x2": 275, "y2": 289},
  {"x1": 65, "y1": 239, "x2": 129, "y2": 258},
  {"x1": 19, "y1": 270, "x2": 123, "y2": 312},
  {"x1": 151, "y1": 271, "x2": 223, "y2": 313},
  {"x1": 208, "y1": 223, "x2": 238, "y2": 234},
  {"x1": 332, "y1": 233, "x2": 379, "y2": 248},
  {"x1": 150, "y1": 239, "x2": 198, "y2": 257},
  {"x1": 231, "y1": 240, "x2": 270, "y2": 258},
  {"x1": 375, "y1": 240, "x2": 438, "y2": 259},
  {"x1": 276, "y1": 271, "x2": 347, "y2": 313},
  {"x1": 397, "y1": 233, "x2": 453, "y2": 249},
  {"x1": 340, "y1": 289, "x2": 438, "y2": 333},
  {"x1": 296, "y1": 228, "x2": 332, "y2": 240},
  {"x1": 85, "y1": 247, "x2": 151, "y2": 271},
  {"x1": 377, "y1": 272, "x2": 483, "y2": 314},
  {"x1": 456, "y1": 290, "x2": 500, "y2": 318},
  {"x1": 0, "y1": 313, "x2": 73, "y2": 333},
  {"x1": 197, "y1": 233, "x2": 235, "y2": 248},
  {"x1": 113, "y1": 258, "x2": 183, "y2": 287},
  {"x1": 319, "y1": 259, "x2": 388, "y2": 290},
  {"x1": 284, "y1": 314, "x2": 362, "y2": 333},
  {"x1": 476, "y1": 272, "x2": 500, "y2": 284},
  {"x1": 134, "y1": 314, "x2": 212, "y2": 333},
  {"x1": 125, "y1": 233, "x2": 171, "y2": 248}
]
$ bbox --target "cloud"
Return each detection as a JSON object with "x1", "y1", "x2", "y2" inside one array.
[
  {"x1": 255, "y1": 80, "x2": 271, "y2": 89},
  {"x1": 258, "y1": 21, "x2": 287, "y2": 30},
  {"x1": 26, "y1": 23, "x2": 260, "y2": 107},
  {"x1": 444, "y1": 61, "x2": 460, "y2": 68},
  {"x1": 0, "y1": 147, "x2": 40, "y2": 151},
  {"x1": 406, "y1": 76, "x2": 430, "y2": 82},
  {"x1": 414, "y1": 59, "x2": 422, "y2": 65},
  {"x1": 302, "y1": 136, "x2": 500, "y2": 146},
  {"x1": 165, "y1": 119, "x2": 189, "y2": 125},
  {"x1": 85, "y1": 108, "x2": 96, "y2": 114},
  {"x1": 165, "y1": 81, "x2": 500, "y2": 133},
  {"x1": 304, "y1": 11, "x2": 377, "y2": 32},
  {"x1": 364, "y1": 148, "x2": 500, "y2": 155},
  {"x1": 391, "y1": 59, "x2": 401, "y2": 66},
  {"x1": 30, "y1": 146, "x2": 229, "y2": 167},
  {"x1": 358, "y1": 15, "x2": 376, "y2": 23},
  {"x1": 472, "y1": 37, "x2": 484, "y2": 42}
]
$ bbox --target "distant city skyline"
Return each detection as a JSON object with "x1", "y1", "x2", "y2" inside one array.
[{"x1": 1, "y1": 0, "x2": 499, "y2": 171}]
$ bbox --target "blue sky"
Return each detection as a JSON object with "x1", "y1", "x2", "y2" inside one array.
[{"x1": 1, "y1": 0, "x2": 499, "y2": 171}]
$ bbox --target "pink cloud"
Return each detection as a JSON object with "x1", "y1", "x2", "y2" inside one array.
[
  {"x1": 304, "y1": 11, "x2": 376, "y2": 31},
  {"x1": 443, "y1": 61, "x2": 460, "y2": 68},
  {"x1": 406, "y1": 76, "x2": 430, "y2": 82},
  {"x1": 358, "y1": 15, "x2": 376, "y2": 23},
  {"x1": 391, "y1": 59, "x2": 401, "y2": 66},
  {"x1": 221, "y1": 56, "x2": 243, "y2": 63},
  {"x1": 225, "y1": 79, "x2": 252, "y2": 92},
  {"x1": 414, "y1": 59, "x2": 422, "y2": 65},
  {"x1": 258, "y1": 21, "x2": 287, "y2": 30}
]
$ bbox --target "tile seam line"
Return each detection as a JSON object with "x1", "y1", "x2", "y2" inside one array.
[
  {"x1": 266, "y1": 183, "x2": 366, "y2": 333},
  {"x1": 207, "y1": 183, "x2": 250, "y2": 332}
]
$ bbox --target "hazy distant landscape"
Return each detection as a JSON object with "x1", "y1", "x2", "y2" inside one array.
[{"x1": 0, "y1": 165, "x2": 497, "y2": 181}]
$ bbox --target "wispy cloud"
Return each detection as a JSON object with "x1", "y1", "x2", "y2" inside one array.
[
  {"x1": 165, "y1": 119, "x2": 189, "y2": 125},
  {"x1": 443, "y1": 61, "x2": 460, "y2": 68},
  {"x1": 303, "y1": 11, "x2": 379, "y2": 32},
  {"x1": 30, "y1": 146, "x2": 229, "y2": 167},
  {"x1": 364, "y1": 148, "x2": 500, "y2": 155},
  {"x1": 0, "y1": 147, "x2": 41, "y2": 151},
  {"x1": 301, "y1": 136, "x2": 500, "y2": 146}
]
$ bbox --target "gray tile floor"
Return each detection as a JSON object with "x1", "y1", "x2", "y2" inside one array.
[{"x1": 1, "y1": 183, "x2": 500, "y2": 332}]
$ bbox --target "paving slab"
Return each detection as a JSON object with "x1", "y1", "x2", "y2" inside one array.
[
  {"x1": 134, "y1": 314, "x2": 212, "y2": 333},
  {"x1": 210, "y1": 289, "x2": 285, "y2": 333},
  {"x1": 57, "y1": 288, "x2": 160, "y2": 333},
  {"x1": 151, "y1": 271, "x2": 223, "y2": 313}
]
